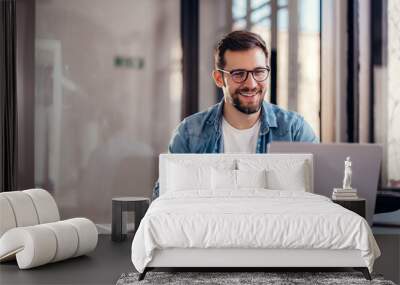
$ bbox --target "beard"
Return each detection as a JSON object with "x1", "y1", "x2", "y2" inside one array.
[{"x1": 228, "y1": 87, "x2": 265, "y2": 114}]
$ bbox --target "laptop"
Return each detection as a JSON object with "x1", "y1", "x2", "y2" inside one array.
[{"x1": 268, "y1": 142, "x2": 383, "y2": 225}]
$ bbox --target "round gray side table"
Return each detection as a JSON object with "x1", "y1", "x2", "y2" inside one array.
[{"x1": 112, "y1": 197, "x2": 150, "y2": 242}]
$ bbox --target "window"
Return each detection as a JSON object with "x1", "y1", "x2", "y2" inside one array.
[
  {"x1": 375, "y1": 0, "x2": 400, "y2": 187},
  {"x1": 386, "y1": 0, "x2": 400, "y2": 187},
  {"x1": 231, "y1": 0, "x2": 321, "y2": 137}
]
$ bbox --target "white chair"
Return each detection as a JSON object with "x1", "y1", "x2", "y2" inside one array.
[{"x1": 0, "y1": 189, "x2": 98, "y2": 269}]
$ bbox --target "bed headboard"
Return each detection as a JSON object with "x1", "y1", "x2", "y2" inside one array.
[{"x1": 159, "y1": 153, "x2": 314, "y2": 196}]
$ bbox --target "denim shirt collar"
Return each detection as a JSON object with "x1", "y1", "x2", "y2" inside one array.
[{"x1": 207, "y1": 99, "x2": 278, "y2": 135}]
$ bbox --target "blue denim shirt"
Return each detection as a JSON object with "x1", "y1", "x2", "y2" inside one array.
[{"x1": 153, "y1": 100, "x2": 319, "y2": 198}]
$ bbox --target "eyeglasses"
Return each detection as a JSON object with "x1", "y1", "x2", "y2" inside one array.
[{"x1": 217, "y1": 67, "x2": 271, "y2": 83}]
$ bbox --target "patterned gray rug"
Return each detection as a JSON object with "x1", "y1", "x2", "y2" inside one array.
[{"x1": 116, "y1": 271, "x2": 396, "y2": 285}]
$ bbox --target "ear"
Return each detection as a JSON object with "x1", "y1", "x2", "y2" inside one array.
[{"x1": 212, "y1": 70, "x2": 225, "y2": 88}]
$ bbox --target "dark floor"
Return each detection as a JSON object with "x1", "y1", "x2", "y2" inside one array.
[
  {"x1": 1, "y1": 232, "x2": 398, "y2": 285},
  {"x1": 0, "y1": 235, "x2": 134, "y2": 285}
]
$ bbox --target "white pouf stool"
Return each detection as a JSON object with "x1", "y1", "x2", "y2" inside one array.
[{"x1": 0, "y1": 189, "x2": 98, "y2": 269}]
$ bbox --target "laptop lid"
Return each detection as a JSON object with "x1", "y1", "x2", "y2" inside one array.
[{"x1": 269, "y1": 142, "x2": 382, "y2": 225}]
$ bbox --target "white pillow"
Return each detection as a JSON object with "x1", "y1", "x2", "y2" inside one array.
[
  {"x1": 237, "y1": 159, "x2": 308, "y2": 191},
  {"x1": 212, "y1": 168, "x2": 236, "y2": 190},
  {"x1": 267, "y1": 163, "x2": 306, "y2": 191},
  {"x1": 211, "y1": 169, "x2": 268, "y2": 190},
  {"x1": 167, "y1": 162, "x2": 211, "y2": 191},
  {"x1": 237, "y1": 169, "x2": 267, "y2": 188}
]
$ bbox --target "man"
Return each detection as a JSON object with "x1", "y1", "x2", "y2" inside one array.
[{"x1": 153, "y1": 30, "x2": 318, "y2": 199}]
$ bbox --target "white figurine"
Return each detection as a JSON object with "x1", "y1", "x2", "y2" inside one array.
[{"x1": 342, "y1": 156, "x2": 352, "y2": 190}]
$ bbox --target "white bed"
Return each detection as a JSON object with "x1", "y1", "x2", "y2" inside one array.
[{"x1": 131, "y1": 154, "x2": 380, "y2": 280}]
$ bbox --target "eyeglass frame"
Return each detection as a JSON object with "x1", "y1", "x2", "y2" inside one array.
[{"x1": 216, "y1": 66, "x2": 271, "y2": 83}]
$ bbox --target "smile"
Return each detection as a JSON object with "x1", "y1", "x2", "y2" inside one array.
[{"x1": 239, "y1": 91, "x2": 260, "y2": 97}]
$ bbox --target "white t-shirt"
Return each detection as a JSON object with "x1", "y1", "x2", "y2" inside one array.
[{"x1": 222, "y1": 117, "x2": 261, "y2": 153}]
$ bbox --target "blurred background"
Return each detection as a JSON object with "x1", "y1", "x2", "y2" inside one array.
[
  {"x1": 1, "y1": 0, "x2": 399, "y2": 225},
  {"x1": 1, "y1": 1, "x2": 399, "y2": 281}
]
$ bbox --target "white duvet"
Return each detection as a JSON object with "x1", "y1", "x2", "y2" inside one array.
[{"x1": 131, "y1": 190, "x2": 380, "y2": 273}]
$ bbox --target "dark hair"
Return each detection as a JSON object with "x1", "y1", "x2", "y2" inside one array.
[{"x1": 214, "y1": 30, "x2": 269, "y2": 69}]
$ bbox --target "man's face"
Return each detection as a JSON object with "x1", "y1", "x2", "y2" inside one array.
[{"x1": 214, "y1": 47, "x2": 268, "y2": 114}]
